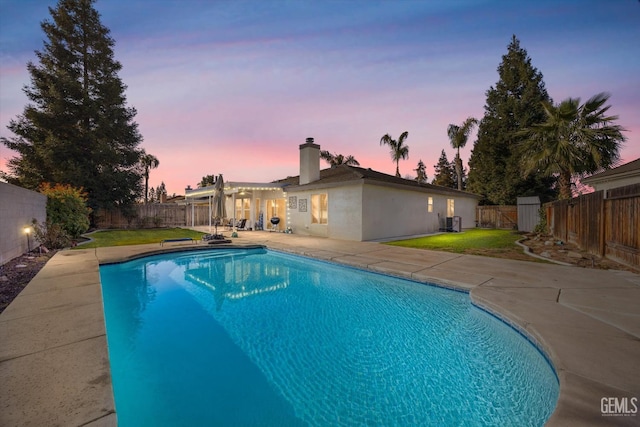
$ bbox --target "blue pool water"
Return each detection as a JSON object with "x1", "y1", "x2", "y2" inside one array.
[{"x1": 100, "y1": 248, "x2": 558, "y2": 426}]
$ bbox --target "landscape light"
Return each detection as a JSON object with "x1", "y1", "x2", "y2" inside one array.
[{"x1": 23, "y1": 226, "x2": 32, "y2": 252}]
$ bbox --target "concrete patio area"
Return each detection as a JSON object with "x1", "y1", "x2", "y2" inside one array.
[{"x1": 1, "y1": 230, "x2": 639, "y2": 426}]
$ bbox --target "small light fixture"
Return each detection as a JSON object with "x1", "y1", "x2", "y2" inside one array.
[{"x1": 23, "y1": 226, "x2": 32, "y2": 253}]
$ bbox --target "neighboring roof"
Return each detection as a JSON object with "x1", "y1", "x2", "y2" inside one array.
[
  {"x1": 165, "y1": 195, "x2": 185, "y2": 203},
  {"x1": 275, "y1": 165, "x2": 481, "y2": 198},
  {"x1": 582, "y1": 158, "x2": 640, "y2": 184}
]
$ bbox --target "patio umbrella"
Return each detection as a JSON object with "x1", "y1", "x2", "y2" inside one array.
[{"x1": 212, "y1": 174, "x2": 226, "y2": 235}]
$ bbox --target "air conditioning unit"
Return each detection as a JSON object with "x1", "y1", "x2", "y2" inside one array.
[
  {"x1": 441, "y1": 216, "x2": 462, "y2": 232},
  {"x1": 452, "y1": 216, "x2": 461, "y2": 232}
]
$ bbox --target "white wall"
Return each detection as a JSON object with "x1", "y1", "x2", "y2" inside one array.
[
  {"x1": 326, "y1": 185, "x2": 363, "y2": 240},
  {"x1": 358, "y1": 186, "x2": 478, "y2": 240},
  {"x1": 449, "y1": 194, "x2": 477, "y2": 231},
  {"x1": 361, "y1": 186, "x2": 423, "y2": 240},
  {"x1": 0, "y1": 182, "x2": 47, "y2": 265},
  {"x1": 288, "y1": 182, "x2": 478, "y2": 241}
]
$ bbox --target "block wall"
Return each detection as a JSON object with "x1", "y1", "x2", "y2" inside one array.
[{"x1": 0, "y1": 182, "x2": 47, "y2": 265}]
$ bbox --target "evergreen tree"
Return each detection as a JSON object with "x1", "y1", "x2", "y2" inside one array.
[
  {"x1": 156, "y1": 181, "x2": 167, "y2": 201},
  {"x1": 1, "y1": 0, "x2": 143, "y2": 215},
  {"x1": 467, "y1": 35, "x2": 556, "y2": 204},
  {"x1": 414, "y1": 159, "x2": 428, "y2": 184},
  {"x1": 198, "y1": 175, "x2": 217, "y2": 187},
  {"x1": 432, "y1": 150, "x2": 456, "y2": 188}
]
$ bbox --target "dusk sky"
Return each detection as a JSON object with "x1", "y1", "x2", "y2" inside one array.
[{"x1": 1, "y1": 0, "x2": 639, "y2": 195}]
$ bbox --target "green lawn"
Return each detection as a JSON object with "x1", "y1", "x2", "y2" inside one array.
[
  {"x1": 386, "y1": 228, "x2": 524, "y2": 257},
  {"x1": 77, "y1": 228, "x2": 206, "y2": 248}
]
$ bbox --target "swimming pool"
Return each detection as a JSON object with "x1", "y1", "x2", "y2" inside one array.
[{"x1": 100, "y1": 248, "x2": 559, "y2": 426}]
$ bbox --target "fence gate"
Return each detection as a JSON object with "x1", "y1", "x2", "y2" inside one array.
[{"x1": 476, "y1": 206, "x2": 517, "y2": 229}]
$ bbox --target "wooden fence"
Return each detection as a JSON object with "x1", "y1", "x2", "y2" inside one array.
[
  {"x1": 95, "y1": 204, "x2": 212, "y2": 229},
  {"x1": 545, "y1": 183, "x2": 640, "y2": 268},
  {"x1": 476, "y1": 205, "x2": 518, "y2": 229}
]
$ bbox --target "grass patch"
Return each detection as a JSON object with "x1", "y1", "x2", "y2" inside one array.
[
  {"x1": 386, "y1": 229, "x2": 524, "y2": 257},
  {"x1": 77, "y1": 228, "x2": 206, "y2": 248}
]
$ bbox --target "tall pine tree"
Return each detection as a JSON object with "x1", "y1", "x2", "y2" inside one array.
[
  {"x1": 1, "y1": 0, "x2": 143, "y2": 215},
  {"x1": 414, "y1": 159, "x2": 428, "y2": 184},
  {"x1": 467, "y1": 35, "x2": 557, "y2": 204},
  {"x1": 431, "y1": 150, "x2": 456, "y2": 188}
]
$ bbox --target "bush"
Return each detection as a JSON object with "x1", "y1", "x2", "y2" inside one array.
[
  {"x1": 39, "y1": 183, "x2": 91, "y2": 238},
  {"x1": 31, "y1": 219, "x2": 72, "y2": 249},
  {"x1": 534, "y1": 207, "x2": 548, "y2": 234}
]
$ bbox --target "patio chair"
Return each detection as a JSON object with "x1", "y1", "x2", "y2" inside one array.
[{"x1": 236, "y1": 218, "x2": 247, "y2": 230}]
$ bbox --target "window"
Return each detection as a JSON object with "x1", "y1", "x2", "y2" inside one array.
[
  {"x1": 235, "y1": 198, "x2": 250, "y2": 220},
  {"x1": 311, "y1": 193, "x2": 328, "y2": 224},
  {"x1": 427, "y1": 197, "x2": 433, "y2": 213},
  {"x1": 447, "y1": 199, "x2": 455, "y2": 217}
]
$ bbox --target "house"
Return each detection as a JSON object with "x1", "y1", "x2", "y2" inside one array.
[
  {"x1": 582, "y1": 158, "x2": 640, "y2": 192},
  {"x1": 185, "y1": 138, "x2": 480, "y2": 241}
]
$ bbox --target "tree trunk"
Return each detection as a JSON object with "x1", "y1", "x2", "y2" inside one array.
[
  {"x1": 455, "y1": 154, "x2": 463, "y2": 191},
  {"x1": 558, "y1": 170, "x2": 572, "y2": 200},
  {"x1": 144, "y1": 172, "x2": 149, "y2": 204}
]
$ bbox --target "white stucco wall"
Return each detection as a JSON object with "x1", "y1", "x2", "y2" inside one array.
[
  {"x1": 0, "y1": 182, "x2": 47, "y2": 265},
  {"x1": 287, "y1": 182, "x2": 478, "y2": 242},
  {"x1": 287, "y1": 186, "x2": 364, "y2": 239},
  {"x1": 361, "y1": 185, "x2": 428, "y2": 240},
  {"x1": 449, "y1": 195, "x2": 477, "y2": 230},
  {"x1": 326, "y1": 185, "x2": 363, "y2": 240}
]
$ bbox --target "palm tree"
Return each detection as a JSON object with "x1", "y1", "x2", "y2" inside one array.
[
  {"x1": 518, "y1": 93, "x2": 626, "y2": 200},
  {"x1": 380, "y1": 131, "x2": 409, "y2": 177},
  {"x1": 140, "y1": 151, "x2": 160, "y2": 204},
  {"x1": 447, "y1": 117, "x2": 477, "y2": 191},
  {"x1": 320, "y1": 150, "x2": 360, "y2": 167}
]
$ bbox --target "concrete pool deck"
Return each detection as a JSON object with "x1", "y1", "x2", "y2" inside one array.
[{"x1": 1, "y1": 231, "x2": 639, "y2": 426}]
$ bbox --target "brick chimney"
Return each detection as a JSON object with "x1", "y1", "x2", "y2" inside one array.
[{"x1": 299, "y1": 137, "x2": 320, "y2": 185}]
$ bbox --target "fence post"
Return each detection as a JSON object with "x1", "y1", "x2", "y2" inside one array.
[{"x1": 600, "y1": 192, "x2": 606, "y2": 257}]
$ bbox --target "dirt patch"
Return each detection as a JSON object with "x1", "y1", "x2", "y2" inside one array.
[
  {"x1": 0, "y1": 250, "x2": 58, "y2": 314},
  {"x1": 518, "y1": 233, "x2": 638, "y2": 273}
]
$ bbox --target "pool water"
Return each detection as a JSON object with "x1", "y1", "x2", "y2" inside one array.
[{"x1": 100, "y1": 248, "x2": 558, "y2": 426}]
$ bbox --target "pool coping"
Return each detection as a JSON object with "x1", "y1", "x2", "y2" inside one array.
[{"x1": 1, "y1": 232, "x2": 639, "y2": 426}]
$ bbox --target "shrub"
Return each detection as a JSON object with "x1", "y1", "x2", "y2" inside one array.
[
  {"x1": 534, "y1": 207, "x2": 548, "y2": 234},
  {"x1": 31, "y1": 219, "x2": 72, "y2": 249},
  {"x1": 39, "y1": 183, "x2": 91, "y2": 238}
]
